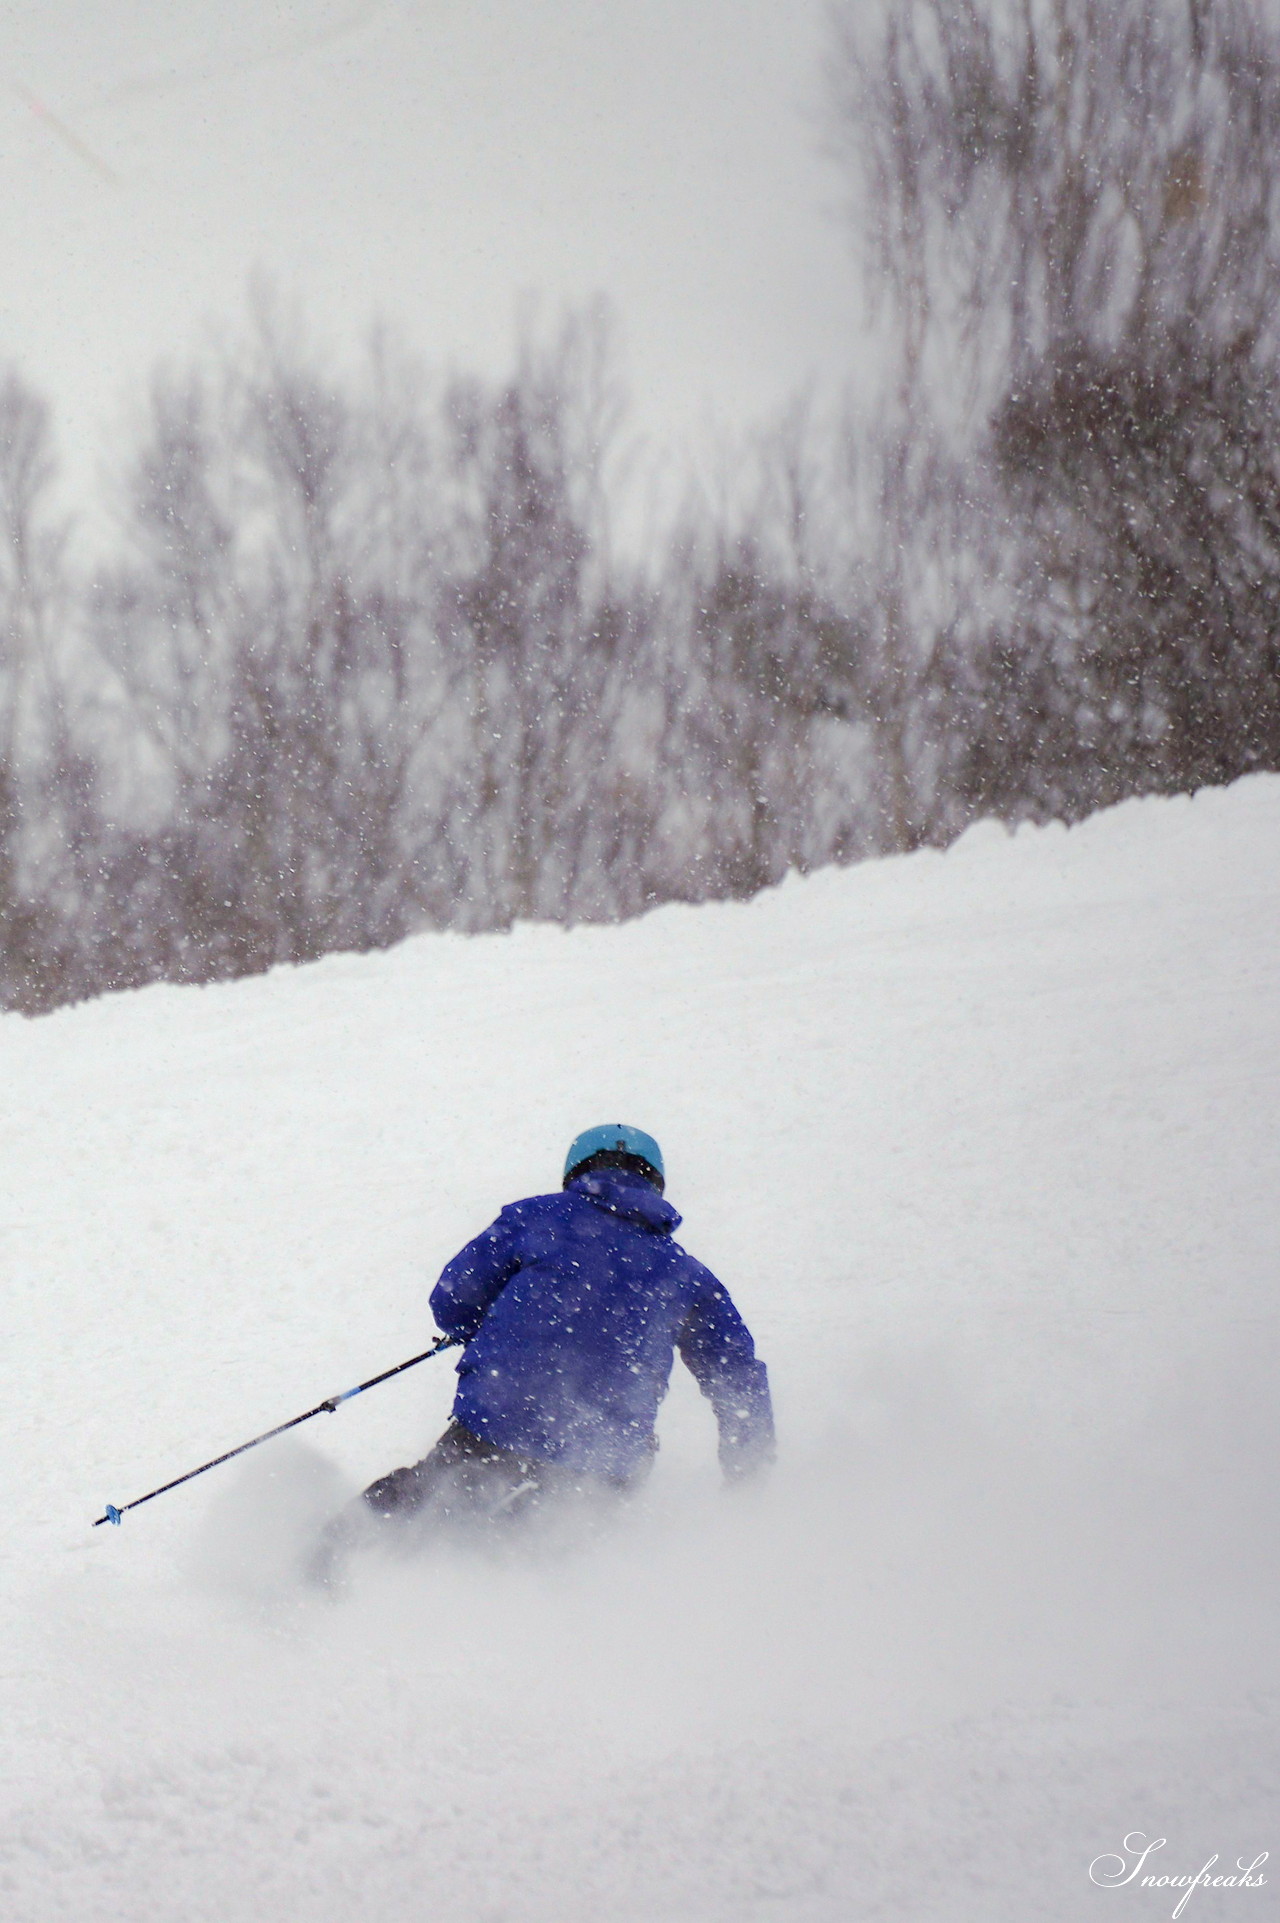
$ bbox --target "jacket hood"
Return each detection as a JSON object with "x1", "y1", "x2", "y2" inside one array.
[{"x1": 569, "y1": 1168, "x2": 681, "y2": 1234}]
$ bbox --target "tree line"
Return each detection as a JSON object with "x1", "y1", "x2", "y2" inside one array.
[
  {"x1": 2, "y1": 0, "x2": 1279, "y2": 1013},
  {"x1": 0, "y1": 302, "x2": 878, "y2": 1012}
]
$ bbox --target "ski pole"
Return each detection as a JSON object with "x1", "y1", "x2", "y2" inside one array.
[{"x1": 92, "y1": 1333, "x2": 462, "y2": 1527}]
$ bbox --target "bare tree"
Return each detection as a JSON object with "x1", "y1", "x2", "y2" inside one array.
[
  {"x1": 987, "y1": 335, "x2": 1280, "y2": 798},
  {"x1": 827, "y1": 0, "x2": 1280, "y2": 825},
  {"x1": 439, "y1": 307, "x2": 632, "y2": 925},
  {"x1": 94, "y1": 306, "x2": 463, "y2": 977},
  {"x1": 829, "y1": 0, "x2": 1280, "y2": 404},
  {"x1": 0, "y1": 372, "x2": 82, "y2": 1007}
]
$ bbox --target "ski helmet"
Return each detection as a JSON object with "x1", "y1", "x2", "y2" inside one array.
[{"x1": 563, "y1": 1123, "x2": 664, "y2": 1191}]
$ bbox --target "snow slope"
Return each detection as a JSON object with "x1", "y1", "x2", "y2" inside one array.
[{"x1": 2, "y1": 779, "x2": 1278, "y2": 1921}]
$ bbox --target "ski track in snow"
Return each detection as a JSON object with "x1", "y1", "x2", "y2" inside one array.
[{"x1": 2, "y1": 778, "x2": 1278, "y2": 1920}]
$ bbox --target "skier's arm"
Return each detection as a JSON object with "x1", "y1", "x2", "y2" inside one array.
[
  {"x1": 430, "y1": 1207, "x2": 526, "y2": 1342},
  {"x1": 677, "y1": 1270, "x2": 775, "y2": 1481}
]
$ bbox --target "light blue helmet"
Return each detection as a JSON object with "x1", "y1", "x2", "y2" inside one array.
[{"x1": 563, "y1": 1123, "x2": 664, "y2": 1191}]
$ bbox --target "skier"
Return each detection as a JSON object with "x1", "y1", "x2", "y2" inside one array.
[{"x1": 348, "y1": 1124, "x2": 774, "y2": 1546}]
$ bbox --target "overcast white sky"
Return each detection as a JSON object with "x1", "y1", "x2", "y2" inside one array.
[{"x1": 1, "y1": 0, "x2": 864, "y2": 509}]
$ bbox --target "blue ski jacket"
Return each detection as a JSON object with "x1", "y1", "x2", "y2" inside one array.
[{"x1": 430, "y1": 1169, "x2": 774, "y2": 1481}]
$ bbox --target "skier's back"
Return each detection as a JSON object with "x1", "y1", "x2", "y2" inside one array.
[{"x1": 360, "y1": 1124, "x2": 775, "y2": 1531}]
